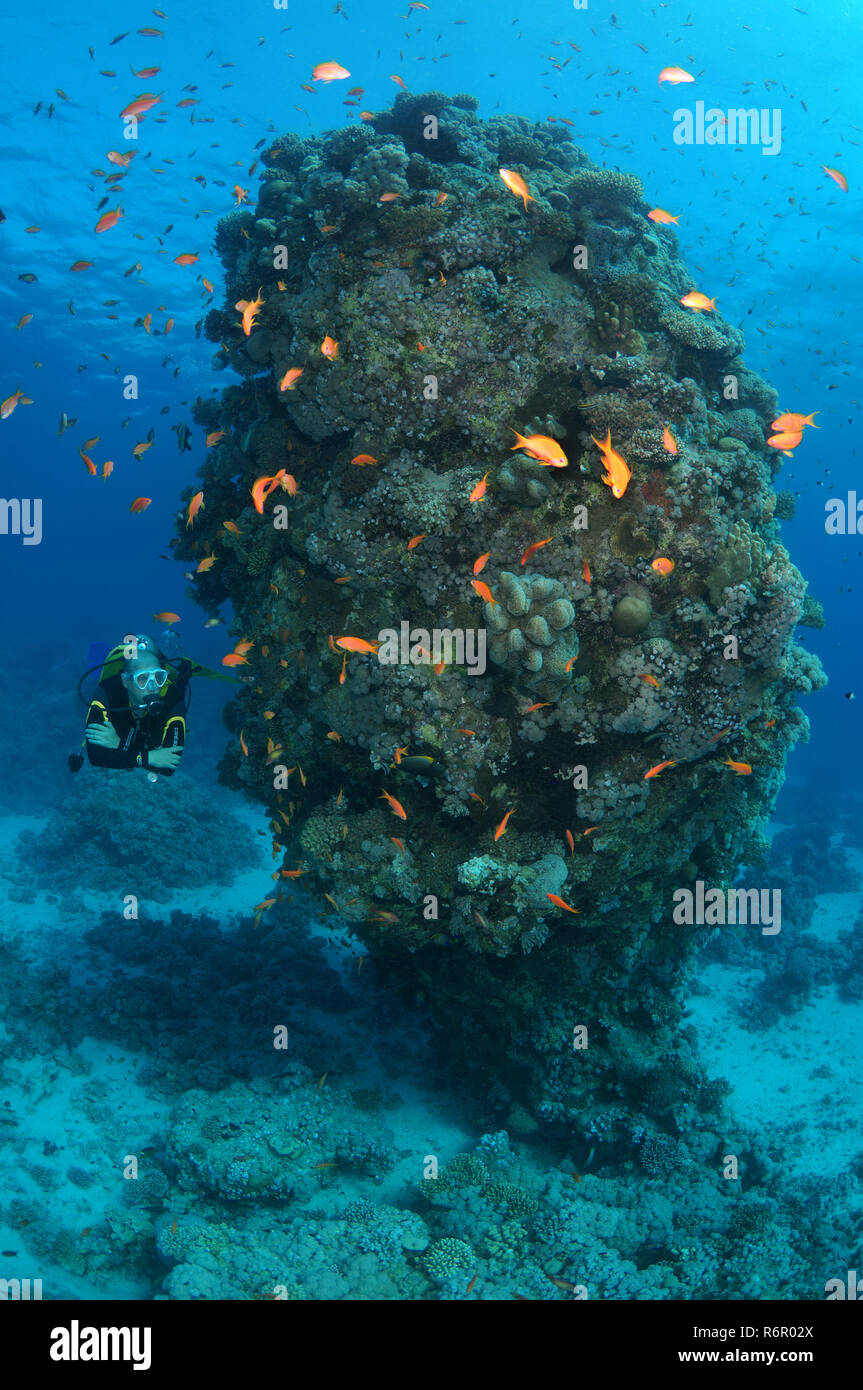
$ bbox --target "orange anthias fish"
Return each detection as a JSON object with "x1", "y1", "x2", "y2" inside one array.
[
  {"x1": 279, "y1": 367, "x2": 303, "y2": 391},
  {"x1": 186, "y1": 491, "x2": 204, "y2": 527},
  {"x1": 591, "y1": 429, "x2": 631, "y2": 499},
  {"x1": 153, "y1": 611, "x2": 180, "y2": 624},
  {"x1": 822, "y1": 165, "x2": 848, "y2": 192},
  {"x1": 334, "y1": 636, "x2": 381, "y2": 653},
  {"x1": 582, "y1": 560, "x2": 592, "y2": 585},
  {"x1": 652, "y1": 556, "x2": 675, "y2": 576},
  {"x1": 639, "y1": 673, "x2": 660, "y2": 688},
  {"x1": 95, "y1": 207, "x2": 123, "y2": 234},
  {"x1": 70, "y1": 260, "x2": 94, "y2": 272},
  {"x1": 222, "y1": 653, "x2": 249, "y2": 668},
  {"x1": 313, "y1": 61, "x2": 351, "y2": 82},
  {"x1": 767, "y1": 430, "x2": 803, "y2": 450},
  {"x1": 510, "y1": 431, "x2": 567, "y2": 468},
  {"x1": 680, "y1": 291, "x2": 716, "y2": 312},
  {"x1": 772, "y1": 412, "x2": 819, "y2": 432},
  {"x1": 130, "y1": 497, "x2": 151, "y2": 513},
  {"x1": 471, "y1": 579, "x2": 497, "y2": 606},
  {"x1": 547, "y1": 893, "x2": 580, "y2": 915},
  {"x1": 351, "y1": 453, "x2": 377, "y2": 466},
  {"x1": 658, "y1": 66, "x2": 694, "y2": 84},
  {"x1": 120, "y1": 93, "x2": 161, "y2": 120},
  {"x1": 174, "y1": 252, "x2": 199, "y2": 266},
  {"x1": 520, "y1": 538, "x2": 551, "y2": 566},
  {"x1": 251, "y1": 472, "x2": 282, "y2": 514},
  {"x1": 473, "y1": 552, "x2": 490, "y2": 576},
  {"x1": 644, "y1": 759, "x2": 677, "y2": 780},
  {"x1": 499, "y1": 167, "x2": 535, "y2": 210},
  {"x1": 321, "y1": 335, "x2": 339, "y2": 360},
  {"x1": 469, "y1": 472, "x2": 489, "y2": 502},
  {"x1": 236, "y1": 289, "x2": 264, "y2": 336},
  {"x1": 648, "y1": 208, "x2": 680, "y2": 225},
  {"x1": 380, "y1": 790, "x2": 407, "y2": 820},
  {"x1": 723, "y1": 758, "x2": 752, "y2": 775},
  {"x1": 662, "y1": 426, "x2": 678, "y2": 454},
  {"x1": 494, "y1": 807, "x2": 515, "y2": 841},
  {"x1": 16, "y1": 315, "x2": 32, "y2": 331},
  {"x1": 407, "y1": 534, "x2": 426, "y2": 550},
  {"x1": 206, "y1": 430, "x2": 226, "y2": 447}
]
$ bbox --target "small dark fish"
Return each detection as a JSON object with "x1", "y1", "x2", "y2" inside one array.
[
  {"x1": 2, "y1": 1250, "x2": 17, "y2": 1257},
  {"x1": 18, "y1": 273, "x2": 37, "y2": 283},
  {"x1": 401, "y1": 755, "x2": 437, "y2": 773},
  {"x1": 174, "y1": 421, "x2": 193, "y2": 452}
]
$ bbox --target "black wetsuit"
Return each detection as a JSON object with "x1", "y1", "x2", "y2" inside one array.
[{"x1": 85, "y1": 666, "x2": 188, "y2": 778}]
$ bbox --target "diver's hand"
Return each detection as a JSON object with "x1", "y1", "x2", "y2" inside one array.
[
  {"x1": 148, "y1": 747, "x2": 182, "y2": 770},
  {"x1": 85, "y1": 722, "x2": 120, "y2": 748}
]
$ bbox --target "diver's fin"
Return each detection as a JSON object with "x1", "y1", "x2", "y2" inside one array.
[{"x1": 186, "y1": 660, "x2": 242, "y2": 685}]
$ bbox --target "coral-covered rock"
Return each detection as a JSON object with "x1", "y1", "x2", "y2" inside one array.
[{"x1": 172, "y1": 91, "x2": 823, "y2": 1134}]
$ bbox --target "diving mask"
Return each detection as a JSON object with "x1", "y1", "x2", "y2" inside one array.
[{"x1": 132, "y1": 668, "x2": 169, "y2": 692}]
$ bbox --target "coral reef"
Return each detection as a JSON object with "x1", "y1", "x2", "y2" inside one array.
[
  {"x1": 14, "y1": 772, "x2": 260, "y2": 901},
  {"x1": 173, "y1": 91, "x2": 824, "y2": 1139}
]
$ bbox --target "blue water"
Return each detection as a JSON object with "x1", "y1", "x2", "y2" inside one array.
[{"x1": 0, "y1": 0, "x2": 860, "y2": 1302}]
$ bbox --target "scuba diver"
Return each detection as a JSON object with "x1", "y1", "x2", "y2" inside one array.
[{"x1": 74, "y1": 634, "x2": 191, "y2": 778}]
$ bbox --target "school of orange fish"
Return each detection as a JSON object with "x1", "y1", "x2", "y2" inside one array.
[{"x1": 0, "y1": 5, "x2": 847, "y2": 928}]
